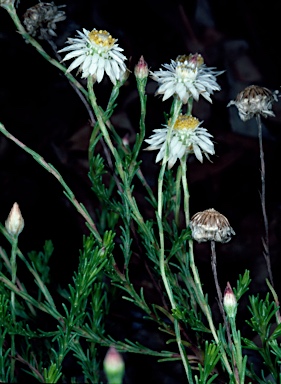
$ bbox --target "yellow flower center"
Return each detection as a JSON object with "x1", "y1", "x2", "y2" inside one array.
[
  {"x1": 88, "y1": 29, "x2": 116, "y2": 47},
  {"x1": 173, "y1": 115, "x2": 199, "y2": 130}
]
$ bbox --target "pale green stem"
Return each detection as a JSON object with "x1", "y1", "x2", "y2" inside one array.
[
  {"x1": 3, "y1": 3, "x2": 88, "y2": 99},
  {"x1": 180, "y1": 154, "x2": 226, "y2": 378},
  {"x1": 229, "y1": 317, "x2": 244, "y2": 384},
  {"x1": 0, "y1": 122, "x2": 102, "y2": 243},
  {"x1": 180, "y1": 154, "x2": 190, "y2": 226},
  {"x1": 10, "y1": 237, "x2": 18, "y2": 382},
  {"x1": 188, "y1": 240, "x2": 233, "y2": 376},
  {"x1": 86, "y1": 77, "x2": 154, "y2": 243},
  {"x1": 187, "y1": 97, "x2": 193, "y2": 116},
  {"x1": 156, "y1": 99, "x2": 193, "y2": 380},
  {"x1": 87, "y1": 77, "x2": 125, "y2": 182},
  {"x1": 157, "y1": 98, "x2": 182, "y2": 306},
  {"x1": 174, "y1": 166, "x2": 182, "y2": 227},
  {"x1": 181, "y1": 153, "x2": 232, "y2": 375}
]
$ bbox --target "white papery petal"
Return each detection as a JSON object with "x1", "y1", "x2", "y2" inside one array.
[
  {"x1": 67, "y1": 55, "x2": 86, "y2": 72},
  {"x1": 192, "y1": 144, "x2": 203, "y2": 163},
  {"x1": 59, "y1": 28, "x2": 127, "y2": 83}
]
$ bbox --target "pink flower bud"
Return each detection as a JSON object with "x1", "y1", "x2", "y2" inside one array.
[
  {"x1": 134, "y1": 56, "x2": 148, "y2": 79},
  {"x1": 103, "y1": 346, "x2": 125, "y2": 384},
  {"x1": 223, "y1": 282, "x2": 237, "y2": 318}
]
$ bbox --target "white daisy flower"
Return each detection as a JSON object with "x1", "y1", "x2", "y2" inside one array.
[
  {"x1": 150, "y1": 54, "x2": 223, "y2": 104},
  {"x1": 145, "y1": 114, "x2": 215, "y2": 169},
  {"x1": 227, "y1": 85, "x2": 279, "y2": 121},
  {"x1": 58, "y1": 28, "x2": 127, "y2": 84}
]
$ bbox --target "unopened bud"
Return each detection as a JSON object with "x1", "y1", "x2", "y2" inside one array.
[
  {"x1": 103, "y1": 346, "x2": 125, "y2": 384},
  {"x1": 134, "y1": 56, "x2": 148, "y2": 79},
  {"x1": 5, "y1": 202, "x2": 24, "y2": 237},
  {"x1": 223, "y1": 282, "x2": 237, "y2": 318}
]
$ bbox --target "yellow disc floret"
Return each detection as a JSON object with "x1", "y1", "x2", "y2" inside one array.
[
  {"x1": 88, "y1": 29, "x2": 116, "y2": 47},
  {"x1": 173, "y1": 115, "x2": 199, "y2": 130}
]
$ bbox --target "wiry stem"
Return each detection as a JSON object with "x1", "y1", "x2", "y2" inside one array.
[
  {"x1": 256, "y1": 115, "x2": 273, "y2": 285},
  {"x1": 0, "y1": 122, "x2": 102, "y2": 243},
  {"x1": 210, "y1": 241, "x2": 240, "y2": 384}
]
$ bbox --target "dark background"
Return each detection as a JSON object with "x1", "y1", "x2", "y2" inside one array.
[{"x1": 1, "y1": 0, "x2": 281, "y2": 382}]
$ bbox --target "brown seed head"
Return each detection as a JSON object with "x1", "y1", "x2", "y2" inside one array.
[
  {"x1": 190, "y1": 208, "x2": 235, "y2": 243},
  {"x1": 227, "y1": 84, "x2": 279, "y2": 121},
  {"x1": 23, "y1": 2, "x2": 66, "y2": 40}
]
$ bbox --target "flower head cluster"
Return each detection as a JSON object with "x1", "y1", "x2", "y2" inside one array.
[
  {"x1": 58, "y1": 28, "x2": 127, "y2": 84},
  {"x1": 145, "y1": 114, "x2": 215, "y2": 169},
  {"x1": 23, "y1": 2, "x2": 66, "y2": 40},
  {"x1": 190, "y1": 208, "x2": 235, "y2": 243},
  {"x1": 150, "y1": 53, "x2": 223, "y2": 104},
  {"x1": 227, "y1": 85, "x2": 279, "y2": 121}
]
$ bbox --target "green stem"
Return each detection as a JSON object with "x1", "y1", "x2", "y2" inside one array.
[
  {"x1": 229, "y1": 318, "x2": 244, "y2": 384},
  {"x1": 174, "y1": 166, "x2": 182, "y2": 227},
  {"x1": 157, "y1": 98, "x2": 182, "y2": 306},
  {"x1": 180, "y1": 154, "x2": 190, "y2": 226},
  {"x1": 188, "y1": 240, "x2": 233, "y2": 377},
  {"x1": 87, "y1": 77, "x2": 155, "y2": 244},
  {"x1": 132, "y1": 79, "x2": 147, "y2": 164},
  {"x1": 0, "y1": 122, "x2": 102, "y2": 243},
  {"x1": 3, "y1": 3, "x2": 88, "y2": 99},
  {"x1": 10, "y1": 237, "x2": 18, "y2": 382},
  {"x1": 87, "y1": 77, "x2": 125, "y2": 181},
  {"x1": 156, "y1": 99, "x2": 194, "y2": 380}
]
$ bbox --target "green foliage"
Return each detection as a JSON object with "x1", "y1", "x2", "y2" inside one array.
[{"x1": 0, "y1": 2, "x2": 280, "y2": 383}]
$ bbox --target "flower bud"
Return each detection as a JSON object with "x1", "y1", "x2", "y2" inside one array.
[
  {"x1": 103, "y1": 346, "x2": 125, "y2": 384},
  {"x1": 5, "y1": 202, "x2": 24, "y2": 237},
  {"x1": 134, "y1": 55, "x2": 149, "y2": 79},
  {"x1": 223, "y1": 282, "x2": 237, "y2": 318}
]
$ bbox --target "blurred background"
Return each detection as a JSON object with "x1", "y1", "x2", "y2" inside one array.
[{"x1": 1, "y1": 0, "x2": 281, "y2": 382}]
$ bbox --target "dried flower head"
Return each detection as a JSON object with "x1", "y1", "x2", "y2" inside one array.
[
  {"x1": 190, "y1": 208, "x2": 235, "y2": 243},
  {"x1": 58, "y1": 28, "x2": 127, "y2": 84},
  {"x1": 145, "y1": 114, "x2": 215, "y2": 169},
  {"x1": 23, "y1": 2, "x2": 66, "y2": 40},
  {"x1": 5, "y1": 202, "x2": 24, "y2": 237},
  {"x1": 227, "y1": 85, "x2": 279, "y2": 121},
  {"x1": 223, "y1": 282, "x2": 237, "y2": 318},
  {"x1": 150, "y1": 53, "x2": 223, "y2": 104}
]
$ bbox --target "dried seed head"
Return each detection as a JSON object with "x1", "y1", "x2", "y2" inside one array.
[
  {"x1": 227, "y1": 85, "x2": 279, "y2": 121},
  {"x1": 5, "y1": 202, "x2": 24, "y2": 237},
  {"x1": 190, "y1": 208, "x2": 235, "y2": 243},
  {"x1": 23, "y1": 2, "x2": 66, "y2": 40}
]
